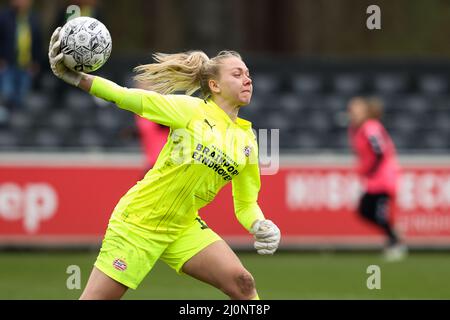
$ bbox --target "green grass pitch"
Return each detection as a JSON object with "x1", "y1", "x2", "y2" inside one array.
[{"x1": 1, "y1": 251, "x2": 449, "y2": 299}]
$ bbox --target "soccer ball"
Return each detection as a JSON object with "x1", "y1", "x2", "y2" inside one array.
[{"x1": 60, "y1": 16, "x2": 112, "y2": 73}]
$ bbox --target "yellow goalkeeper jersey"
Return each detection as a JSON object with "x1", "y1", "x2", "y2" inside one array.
[{"x1": 90, "y1": 77, "x2": 265, "y2": 234}]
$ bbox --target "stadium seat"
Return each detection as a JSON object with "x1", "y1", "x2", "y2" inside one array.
[
  {"x1": 373, "y1": 73, "x2": 409, "y2": 94},
  {"x1": 389, "y1": 130, "x2": 415, "y2": 150},
  {"x1": 34, "y1": 128, "x2": 63, "y2": 149},
  {"x1": 115, "y1": 126, "x2": 140, "y2": 149},
  {"x1": 278, "y1": 93, "x2": 308, "y2": 115},
  {"x1": 378, "y1": 95, "x2": 399, "y2": 112},
  {"x1": 252, "y1": 109, "x2": 291, "y2": 131},
  {"x1": 322, "y1": 95, "x2": 348, "y2": 112},
  {"x1": 64, "y1": 90, "x2": 97, "y2": 112},
  {"x1": 73, "y1": 111, "x2": 97, "y2": 130},
  {"x1": 48, "y1": 110, "x2": 75, "y2": 132},
  {"x1": 96, "y1": 108, "x2": 123, "y2": 132},
  {"x1": 330, "y1": 129, "x2": 350, "y2": 149},
  {"x1": 389, "y1": 112, "x2": 417, "y2": 134},
  {"x1": 292, "y1": 74, "x2": 323, "y2": 94},
  {"x1": 252, "y1": 92, "x2": 279, "y2": 111},
  {"x1": 279, "y1": 129, "x2": 296, "y2": 150},
  {"x1": 62, "y1": 131, "x2": 82, "y2": 148},
  {"x1": 332, "y1": 73, "x2": 365, "y2": 95},
  {"x1": 238, "y1": 95, "x2": 263, "y2": 121},
  {"x1": 39, "y1": 72, "x2": 58, "y2": 93},
  {"x1": 288, "y1": 110, "x2": 311, "y2": 130},
  {"x1": 248, "y1": 95, "x2": 263, "y2": 110},
  {"x1": 419, "y1": 130, "x2": 449, "y2": 150},
  {"x1": 431, "y1": 112, "x2": 450, "y2": 134},
  {"x1": 402, "y1": 95, "x2": 429, "y2": 115},
  {"x1": 292, "y1": 130, "x2": 323, "y2": 150},
  {"x1": 9, "y1": 110, "x2": 33, "y2": 132},
  {"x1": 330, "y1": 109, "x2": 349, "y2": 130},
  {"x1": 23, "y1": 92, "x2": 52, "y2": 113},
  {"x1": 78, "y1": 128, "x2": 104, "y2": 149},
  {"x1": 17, "y1": 130, "x2": 37, "y2": 148},
  {"x1": 0, "y1": 105, "x2": 9, "y2": 126},
  {"x1": 252, "y1": 73, "x2": 280, "y2": 94},
  {"x1": 0, "y1": 130, "x2": 19, "y2": 148},
  {"x1": 269, "y1": 113, "x2": 291, "y2": 131},
  {"x1": 418, "y1": 74, "x2": 448, "y2": 95},
  {"x1": 307, "y1": 110, "x2": 331, "y2": 132}
]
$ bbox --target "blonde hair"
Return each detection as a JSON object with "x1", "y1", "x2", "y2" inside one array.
[
  {"x1": 365, "y1": 97, "x2": 384, "y2": 120},
  {"x1": 133, "y1": 50, "x2": 242, "y2": 98},
  {"x1": 351, "y1": 96, "x2": 384, "y2": 120}
]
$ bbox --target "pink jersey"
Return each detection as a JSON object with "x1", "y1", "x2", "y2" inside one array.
[
  {"x1": 135, "y1": 115, "x2": 169, "y2": 167},
  {"x1": 349, "y1": 119, "x2": 400, "y2": 196}
]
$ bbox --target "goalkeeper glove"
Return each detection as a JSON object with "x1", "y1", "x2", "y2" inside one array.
[
  {"x1": 48, "y1": 27, "x2": 83, "y2": 87},
  {"x1": 250, "y1": 219, "x2": 281, "y2": 255}
]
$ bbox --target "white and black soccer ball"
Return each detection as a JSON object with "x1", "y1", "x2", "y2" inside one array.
[{"x1": 60, "y1": 16, "x2": 112, "y2": 73}]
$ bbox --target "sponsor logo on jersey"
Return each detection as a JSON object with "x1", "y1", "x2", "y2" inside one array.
[
  {"x1": 113, "y1": 258, "x2": 127, "y2": 271},
  {"x1": 192, "y1": 143, "x2": 240, "y2": 181}
]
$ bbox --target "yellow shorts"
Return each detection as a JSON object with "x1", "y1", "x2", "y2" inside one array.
[{"x1": 94, "y1": 215, "x2": 222, "y2": 289}]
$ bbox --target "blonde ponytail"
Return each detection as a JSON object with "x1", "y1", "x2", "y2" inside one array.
[
  {"x1": 134, "y1": 50, "x2": 242, "y2": 98},
  {"x1": 134, "y1": 51, "x2": 209, "y2": 96}
]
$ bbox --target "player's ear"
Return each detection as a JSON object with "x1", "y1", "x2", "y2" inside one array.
[{"x1": 208, "y1": 79, "x2": 221, "y2": 94}]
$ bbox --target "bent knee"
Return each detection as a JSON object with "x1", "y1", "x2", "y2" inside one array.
[
  {"x1": 224, "y1": 270, "x2": 256, "y2": 300},
  {"x1": 237, "y1": 271, "x2": 256, "y2": 295}
]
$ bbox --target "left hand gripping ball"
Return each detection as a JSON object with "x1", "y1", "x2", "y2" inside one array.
[{"x1": 60, "y1": 16, "x2": 112, "y2": 73}]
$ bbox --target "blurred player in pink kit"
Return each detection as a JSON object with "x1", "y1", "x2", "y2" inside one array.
[
  {"x1": 348, "y1": 97, "x2": 407, "y2": 261},
  {"x1": 133, "y1": 79, "x2": 169, "y2": 171},
  {"x1": 135, "y1": 115, "x2": 169, "y2": 170}
]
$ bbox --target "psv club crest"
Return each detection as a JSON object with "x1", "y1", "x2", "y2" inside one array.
[
  {"x1": 243, "y1": 146, "x2": 251, "y2": 157},
  {"x1": 113, "y1": 258, "x2": 127, "y2": 271}
]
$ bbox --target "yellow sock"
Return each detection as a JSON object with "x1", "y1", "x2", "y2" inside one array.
[{"x1": 251, "y1": 293, "x2": 260, "y2": 300}]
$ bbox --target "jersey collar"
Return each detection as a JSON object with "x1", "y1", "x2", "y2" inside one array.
[{"x1": 205, "y1": 98, "x2": 252, "y2": 130}]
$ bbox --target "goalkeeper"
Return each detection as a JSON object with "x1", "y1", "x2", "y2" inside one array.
[{"x1": 48, "y1": 27, "x2": 281, "y2": 300}]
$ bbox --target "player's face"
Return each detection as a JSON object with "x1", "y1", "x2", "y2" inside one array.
[
  {"x1": 348, "y1": 99, "x2": 369, "y2": 127},
  {"x1": 215, "y1": 57, "x2": 253, "y2": 106}
]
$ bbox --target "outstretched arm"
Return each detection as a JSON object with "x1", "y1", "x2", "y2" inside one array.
[{"x1": 48, "y1": 27, "x2": 196, "y2": 128}]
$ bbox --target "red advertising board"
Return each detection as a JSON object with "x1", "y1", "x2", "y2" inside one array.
[
  {"x1": 0, "y1": 165, "x2": 142, "y2": 244},
  {"x1": 1, "y1": 159, "x2": 450, "y2": 246}
]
